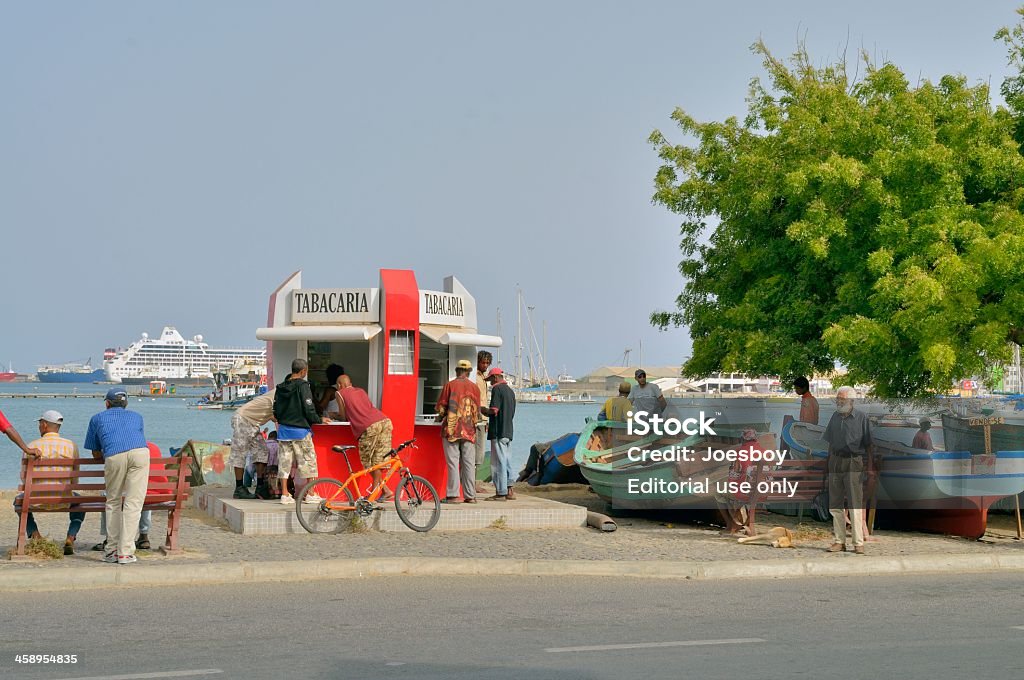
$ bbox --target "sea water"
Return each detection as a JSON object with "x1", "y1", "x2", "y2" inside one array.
[{"x1": 0, "y1": 384, "x2": 600, "y2": 489}]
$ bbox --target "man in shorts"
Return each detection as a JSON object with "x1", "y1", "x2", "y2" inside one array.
[
  {"x1": 229, "y1": 387, "x2": 276, "y2": 499},
  {"x1": 334, "y1": 375, "x2": 394, "y2": 501}
]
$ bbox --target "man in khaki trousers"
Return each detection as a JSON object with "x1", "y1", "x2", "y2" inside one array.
[
  {"x1": 822, "y1": 386, "x2": 874, "y2": 555},
  {"x1": 85, "y1": 388, "x2": 150, "y2": 565}
]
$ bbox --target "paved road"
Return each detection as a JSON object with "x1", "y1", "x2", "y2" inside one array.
[{"x1": 1, "y1": 574, "x2": 1023, "y2": 680}]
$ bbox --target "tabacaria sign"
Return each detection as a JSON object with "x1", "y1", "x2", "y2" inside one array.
[
  {"x1": 290, "y1": 288, "x2": 381, "y2": 324},
  {"x1": 420, "y1": 290, "x2": 465, "y2": 327}
]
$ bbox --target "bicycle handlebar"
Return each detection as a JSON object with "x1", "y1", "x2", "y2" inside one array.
[{"x1": 384, "y1": 438, "x2": 417, "y2": 459}]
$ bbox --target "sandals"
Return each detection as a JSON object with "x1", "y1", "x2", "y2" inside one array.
[
  {"x1": 484, "y1": 495, "x2": 507, "y2": 502},
  {"x1": 136, "y1": 538, "x2": 151, "y2": 550},
  {"x1": 441, "y1": 497, "x2": 461, "y2": 504},
  {"x1": 463, "y1": 498, "x2": 478, "y2": 504}
]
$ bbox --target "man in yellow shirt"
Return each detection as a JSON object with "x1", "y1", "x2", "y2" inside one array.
[
  {"x1": 598, "y1": 382, "x2": 633, "y2": 422},
  {"x1": 20, "y1": 410, "x2": 84, "y2": 555}
]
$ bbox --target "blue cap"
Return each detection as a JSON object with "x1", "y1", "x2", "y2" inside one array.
[{"x1": 105, "y1": 387, "x2": 128, "y2": 402}]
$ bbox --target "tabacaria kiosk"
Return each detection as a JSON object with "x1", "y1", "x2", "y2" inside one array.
[{"x1": 256, "y1": 269, "x2": 502, "y2": 496}]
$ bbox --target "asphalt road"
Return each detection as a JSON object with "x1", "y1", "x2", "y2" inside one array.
[{"x1": 2, "y1": 573, "x2": 1023, "y2": 680}]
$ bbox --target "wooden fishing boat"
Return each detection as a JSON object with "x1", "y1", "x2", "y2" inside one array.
[
  {"x1": 573, "y1": 420, "x2": 738, "y2": 510},
  {"x1": 782, "y1": 419, "x2": 1024, "y2": 538}
]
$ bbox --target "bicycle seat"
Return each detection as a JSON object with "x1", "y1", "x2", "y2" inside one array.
[{"x1": 331, "y1": 445, "x2": 356, "y2": 453}]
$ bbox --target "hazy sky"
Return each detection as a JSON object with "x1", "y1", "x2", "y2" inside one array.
[{"x1": 1, "y1": 1, "x2": 1019, "y2": 376}]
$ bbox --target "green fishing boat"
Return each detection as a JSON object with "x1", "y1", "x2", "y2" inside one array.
[{"x1": 573, "y1": 420, "x2": 740, "y2": 510}]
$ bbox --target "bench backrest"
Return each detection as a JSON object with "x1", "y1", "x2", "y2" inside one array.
[{"x1": 19, "y1": 455, "x2": 192, "y2": 508}]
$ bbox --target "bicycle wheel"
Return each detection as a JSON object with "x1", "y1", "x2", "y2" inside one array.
[
  {"x1": 296, "y1": 478, "x2": 354, "y2": 534},
  {"x1": 394, "y1": 474, "x2": 441, "y2": 532}
]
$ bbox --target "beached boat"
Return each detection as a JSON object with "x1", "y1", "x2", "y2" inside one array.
[
  {"x1": 781, "y1": 419, "x2": 1024, "y2": 538},
  {"x1": 174, "y1": 440, "x2": 234, "y2": 487},
  {"x1": 573, "y1": 419, "x2": 736, "y2": 510},
  {"x1": 941, "y1": 412, "x2": 1024, "y2": 456},
  {"x1": 517, "y1": 432, "x2": 586, "y2": 486}
]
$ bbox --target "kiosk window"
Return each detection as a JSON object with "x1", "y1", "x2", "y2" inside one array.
[{"x1": 388, "y1": 330, "x2": 415, "y2": 375}]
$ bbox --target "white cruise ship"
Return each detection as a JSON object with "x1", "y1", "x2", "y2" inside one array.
[{"x1": 104, "y1": 327, "x2": 266, "y2": 386}]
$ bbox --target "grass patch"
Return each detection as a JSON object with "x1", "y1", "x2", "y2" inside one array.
[
  {"x1": 792, "y1": 523, "x2": 832, "y2": 541},
  {"x1": 348, "y1": 514, "x2": 370, "y2": 533},
  {"x1": 26, "y1": 536, "x2": 64, "y2": 560},
  {"x1": 489, "y1": 516, "x2": 509, "y2": 530}
]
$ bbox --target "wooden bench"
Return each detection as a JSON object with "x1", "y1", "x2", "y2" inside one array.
[
  {"x1": 744, "y1": 457, "x2": 828, "y2": 532},
  {"x1": 13, "y1": 453, "x2": 192, "y2": 558}
]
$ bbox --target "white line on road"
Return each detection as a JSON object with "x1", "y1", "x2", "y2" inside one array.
[
  {"x1": 1012, "y1": 626, "x2": 1024, "y2": 630},
  {"x1": 545, "y1": 638, "x2": 765, "y2": 653},
  {"x1": 50, "y1": 670, "x2": 223, "y2": 680}
]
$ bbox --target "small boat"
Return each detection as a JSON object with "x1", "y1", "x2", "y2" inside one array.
[
  {"x1": 941, "y1": 411, "x2": 1024, "y2": 456},
  {"x1": 573, "y1": 419, "x2": 736, "y2": 510},
  {"x1": 782, "y1": 418, "x2": 1024, "y2": 538},
  {"x1": 174, "y1": 440, "x2": 234, "y2": 487},
  {"x1": 187, "y1": 369, "x2": 267, "y2": 410},
  {"x1": 518, "y1": 432, "x2": 587, "y2": 486}
]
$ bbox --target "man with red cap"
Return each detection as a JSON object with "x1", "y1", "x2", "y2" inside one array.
[{"x1": 481, "y1": 367, "x2": 516, "y2": 501}]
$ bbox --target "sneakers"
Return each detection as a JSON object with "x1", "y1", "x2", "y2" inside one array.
[
  {"x1": 279, "y1": 495, "x2": 295, "y2": 505},
  {"x1": 302, "y1": 493, "x2": 324, "y2": 504},
  {"x1": 91, "y1": 540, "x2": 107, "y2": 552},
  {"x1": 117, "y1": 554, "x2": 138, "y2": 565},
  {"x1": 233, "y1": 486, "x2": 256, "y2": 499}
]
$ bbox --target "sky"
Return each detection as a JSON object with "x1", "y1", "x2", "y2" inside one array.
[{"x1": 0, "y1": 1, "x2": 1020, "y2": 377}]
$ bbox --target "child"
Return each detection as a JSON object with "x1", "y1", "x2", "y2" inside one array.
[{"x1": 264, "y1": 430, "x2": 280, "y2": 499}]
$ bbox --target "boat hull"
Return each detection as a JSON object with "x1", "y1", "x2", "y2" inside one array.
[
  {"x1": 120, "y1": 375, "x2": 213, "y2": 386},
  {"x1": 573, "y1": 420, "x2": 733, "y2": 510},
  {"x1": 0, "y1": 373, "x2": 16, "y2": 383},
  {"x1": 36, "y1": 369, "x2": 107, "y2": 383}
]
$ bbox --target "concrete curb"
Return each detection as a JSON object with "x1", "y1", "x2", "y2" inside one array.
[{"x1": 5, "y1": 552, "x2": 1024, "y2": 591}]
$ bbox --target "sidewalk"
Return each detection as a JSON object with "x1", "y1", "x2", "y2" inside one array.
[{"x1": 2, "y1": 486, "x2": 1023, "y2": 590}]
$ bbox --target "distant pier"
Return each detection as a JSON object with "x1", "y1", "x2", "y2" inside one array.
[{"x1": 0, "y1": 392, "x2": 188, "y2": 399}]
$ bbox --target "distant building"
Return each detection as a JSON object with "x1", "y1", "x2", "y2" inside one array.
[{"x1": 562, "y1": 366, "x2": 691, "y2": 397}]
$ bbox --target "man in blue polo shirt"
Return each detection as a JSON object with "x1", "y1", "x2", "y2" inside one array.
[{"x1": 85, "y1": 387, "x2": 150, "y2": 565}]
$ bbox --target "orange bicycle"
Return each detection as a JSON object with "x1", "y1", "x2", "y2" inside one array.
[{"x1": 296, "y1": 438, "x2": 441, "y2": 533}]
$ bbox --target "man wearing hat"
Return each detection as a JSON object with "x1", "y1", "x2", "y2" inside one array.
[
  {"x1": 598, "y1": 382, "x2": 634, "y2": 422},
  {"x1": 436, "y1": 359, "x2": 481, "y2": 503},
  {"x1": 912, "y1": 418, "x2": 935, "y2": 451},
  {"x1": 628, "y1": 369, "x2": 667, "y2": 415},
  {"x1": 16, "y1": 410, "x2": 85, "y2": 555},
  {"x1": 481, "y1": 367, "x2": 516, "y2": 501},
  {"x1": 85, "y1": 387, "x2": 149, "y2": 565}
]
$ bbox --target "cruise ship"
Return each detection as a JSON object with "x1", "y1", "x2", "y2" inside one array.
[{"x1": 104, "y1": 327, "x2": 266, "y2": 386}]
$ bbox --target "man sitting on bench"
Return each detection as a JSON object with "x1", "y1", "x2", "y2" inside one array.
[{"x1": 15, "y1": 410, "x2": 85, "y2": 555}]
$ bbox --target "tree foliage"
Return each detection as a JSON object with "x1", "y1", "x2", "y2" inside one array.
[{"x1": 650, "y1": 36, "x2": 1024, "y2": 398}]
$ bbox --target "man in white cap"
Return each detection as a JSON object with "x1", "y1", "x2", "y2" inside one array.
[
  {"x1": 85, "y1": 387, "x2": 149, "y2": 565},
  {"x1": 18, "y1": 410, "x2": 85, "y2": 555},
  {"x1": 436, "y1": 359, "x2": 480, "y2": 503}
]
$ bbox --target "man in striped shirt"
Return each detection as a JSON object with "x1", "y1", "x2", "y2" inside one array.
[
  {"x1": 85, "y1": 388, "x2": 150, "y2": 565},
  {"x1": 20, "y1": 410, "x2": 85, "y2": 555}
]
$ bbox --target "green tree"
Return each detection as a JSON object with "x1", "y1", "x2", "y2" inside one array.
[{"x1": 650, "y1": 39, "x2": 1024, "y2": 398}]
